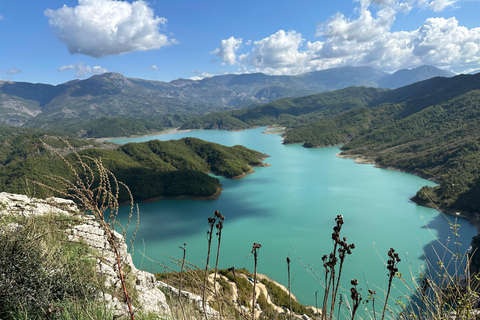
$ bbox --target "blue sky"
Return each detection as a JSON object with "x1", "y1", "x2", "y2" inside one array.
[{"x1": 1, "y1": 0, "x2": 479, "y2": 84}]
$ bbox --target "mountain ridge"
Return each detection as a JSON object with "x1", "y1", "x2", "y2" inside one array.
[{"x1": 0, "y1": 65, "x2": 454, "y2": 128}]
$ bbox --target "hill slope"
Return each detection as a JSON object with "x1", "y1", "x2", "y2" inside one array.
[
  {"x1": 0, "y1": 66, "x2": 452, "y2": 128},
  {"x1": 0, "y1": 133, "x2": 268, "y2": 202},
  {"x1": 180, "y1": 86, "x2": 388, "y2": 130},
  {"x1": 283, "y1": 73, "x2": 480, "y2": 214}
]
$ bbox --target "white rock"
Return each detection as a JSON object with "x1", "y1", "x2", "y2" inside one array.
[{"x1": 0, "y1": 192, "x2": 171, "y2": 318}]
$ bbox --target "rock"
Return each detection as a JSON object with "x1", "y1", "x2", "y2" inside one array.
[
  {"x1": 0, "y1": 192, "x2": 78, "y2": 216},
  {"x1": 158, "y1": 281, "x2": 219, "y2": 317},
  {"x1": 0, "y1": 192, "x2": 171, "y2": 317}
]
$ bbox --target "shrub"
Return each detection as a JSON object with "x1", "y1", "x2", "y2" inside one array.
[{"x1": 0, "y1": 216, "x2": 97, "y2": 319}]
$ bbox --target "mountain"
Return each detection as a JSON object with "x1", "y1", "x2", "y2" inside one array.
[
  {"x1": 378, "y1": 65, "x2": 455, "y2": 89},
  {"x1": 179, "y1": 86, "x2": 388, "y2": 130},
  {"x1": 0, "y1": 66, "x2": 453, "y2": 128}
]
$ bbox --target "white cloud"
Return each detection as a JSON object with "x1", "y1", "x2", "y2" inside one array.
[
  {"x1": 318, "y1": 6, "x2": 396, "y2": 44},
  {"x1": 190, "y1": 71, "x2": 214, "y2": 80},
  {"x1": 190, "y1": 70, "x2": 214, "y2": 80},
  {"x1": 248, "y1": 30, "x2": 309, "y2": 74},
  {"x1": 419, "y1": 0, "x2": 458, "y2": 11},
  {"x1": 211, "y1": 36, "x2": 243, "y2": 65},
  {"x1": 45, "y1": 0, "x2": 175, "y2": 57},
  {"x1": 213, "y1": 0, "x2": 480, "y2": 74},
  {"x1": 0, "y1": 14, "x2": 4, "y2": 20},
  {"x1": 409, "y1": 17, "x2": 480, "y2": 65},
  {"x1": 58, "y1": 62, "x2": 108, "y2": 77},
  {"x1": 147, "y1": 65, "x2": 158, "y2": 71},
  {"x1": 6, "y1": 69, "x2": 21, "y2": 75}
]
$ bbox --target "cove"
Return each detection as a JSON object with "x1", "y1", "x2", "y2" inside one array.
[{"x1": 110, "y1": 127, "x2": 476, "y2": 316}]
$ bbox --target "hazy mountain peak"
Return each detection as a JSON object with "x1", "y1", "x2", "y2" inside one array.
[{"x1": 378, "y1": 65, "x2": 455, "y2": 89}]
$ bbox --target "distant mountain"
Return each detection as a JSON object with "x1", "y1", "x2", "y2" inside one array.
[
  {"x1": 0, "y1": 65, "x2": 453, "y2": 128},
  {"x1": 179, "y1": 86, "x2": 388, "y2": 130},
  {"x1": 378, "y1": 65, "x2": 455, "y2": 89}
]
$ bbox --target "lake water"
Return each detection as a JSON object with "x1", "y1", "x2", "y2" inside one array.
[{"x1": 110, "y1": 127, "x2": 476, "y2": 317}]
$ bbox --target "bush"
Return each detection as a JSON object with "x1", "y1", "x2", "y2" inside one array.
[{"x1": 0, "y1": 216, "x2": 97, "y2": 319}]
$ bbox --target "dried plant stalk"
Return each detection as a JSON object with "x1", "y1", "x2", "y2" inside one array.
[{"x1": 31, "y1": 138, "x2": 139, "y2": 320}]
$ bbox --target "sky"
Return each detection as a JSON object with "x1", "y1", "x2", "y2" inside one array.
[{"x1": 1, "y1": 0, "x2": 479, "y2": 85}]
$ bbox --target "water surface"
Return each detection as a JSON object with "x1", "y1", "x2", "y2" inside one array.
[{"x1": 110, "y1": 127, "x2": 476, "y2": 316}]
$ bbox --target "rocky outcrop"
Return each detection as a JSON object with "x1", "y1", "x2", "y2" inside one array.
[
  {"x1": 158, "y1": 282, "x2": 219, "y2": 318},
  {"x1": 0, "y1": 192, "x2": 170, "y2": 317},
  {"x1": 66, "y1": 215, "x2": 170, "y2": 315}
]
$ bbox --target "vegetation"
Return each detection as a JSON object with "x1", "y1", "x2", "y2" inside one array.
[
  {"x1": 2, "y1": 70, "x2": 480, "y2": 319},
  {"x1": 180, "y1": 73, "x2": 480, "y2": 216},
  {"x1": 0, "y1": 134, "x2": 267, "y2": 202},
  {"x1": 0, "y1": 213, "x2": 98, "y2": 319},
  {"x1": 26, "y1": 115, "x2": 194, "y2": 139},
  {"x1": 301, "y1": 84, "x2": 480, "y2": 213},
  {"x1": 46, "y1": 117, "x2": 164, "y2": 138},
  {"x1": 180, "y1": 87, "x2": 386, "y2": 130},
  {"x1": 1, "y1": 144, "x2": 478, "y2": 320}
]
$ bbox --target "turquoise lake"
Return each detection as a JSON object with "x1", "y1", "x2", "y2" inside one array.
[{"x1": 110, "y1": 127, "x2": 476, "y2": 316}]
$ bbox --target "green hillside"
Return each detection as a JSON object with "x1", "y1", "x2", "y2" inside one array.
[
  {"x1": 180, "y1": 86, "x2": 387, "y2": 130},
  {"x1": 0, "y1": 133, "x2": 267, "y2": 202},
  {"x1": 285, "y1": 74, "x2": 480, "y2": 213},
  {"x1": 181, "y1": 72, "x2": 480, "y2": 214}
]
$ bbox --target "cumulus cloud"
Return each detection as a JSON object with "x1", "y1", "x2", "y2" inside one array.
[
  {"x1": 147, "y1": 65, "x2": 158, "y2": 71},
  {"x1": 213, "y1": 0, "x2": 479, "y2": 74},
  {"x1": 6, "y1": 69, "x2": 21, "y2": 75},
  {"x1": 58, "y1": 62, "x2": 108, "y2": 77},
  {"x1": 45, "y1": 0, "x2": 175, "y2": 57},
  {"x1": 248, "y1": 30, "x2": 310, "y2": 74},
  {"x1": 211, "y1": 36, "x2": 243, "y2": 65}
]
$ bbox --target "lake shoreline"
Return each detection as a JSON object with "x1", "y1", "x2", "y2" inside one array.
[
  {"x1": 99, "y1": 126, "x2": 285, "y2": 144},
  {"x1": 94, "y1": 127, "x2": 198, "y2": 143},
  {"x1": 106, "y1": 128, "x2": 476, "y2": 237},
  {"x1": 335, "y1": 152, "x2": 441, "y2": 183},
  {"x1": 335, "y1": 151, "x2": 480, "y2": 240},
  {"x1": 120, "y1": 186, "x2": 223, "y2": 205},
  {"x1": 112, "y1": 127, "x2": 477, "y2": 311}
]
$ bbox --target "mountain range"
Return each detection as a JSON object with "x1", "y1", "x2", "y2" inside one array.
[{"x1": 0, "y1": 65, "x2": 454, "y2": 127}]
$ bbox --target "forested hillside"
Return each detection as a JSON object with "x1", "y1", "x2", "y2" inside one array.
[
  {"x1": 286, "y1": 73, "x2": 480, "y2": 213},
  {"x1": 180, "y1": 87, "x2": 387, "y2": 130},
  {"x1": 0, "y1": 133, "x2": 267, "y2": 202},
  {"x1": 182, "y1": 72, "x2": 480, "y2": 214}
]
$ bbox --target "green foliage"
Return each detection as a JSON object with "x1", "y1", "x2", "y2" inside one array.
[
  {"x1": 180, "y1": 87, "x2": 386, "y2": 130},
  {"x1": 257, "y1": 292, "x2": 277, "y2": 318},
  {"x1": 273, "y1": 73, "x2": 480, "y2": 214},
  {"x1": 0, "y1": 215, "x2": 98, "y2": 319},
  {"x1": 260, "y1": 278, "x2": 314, "y2": 317},
  {"x1": 0, "y1": 135, "x2": 266, "y2": 202},
  {"x1": 338, "y1": 89, "x2": 480, "y2": 211},
  {"x1": 284, "y1": 107, "x2": 372, "y2": 146},
  {"x1": 58, "y1": 117, "x2": 164, "y2": 138}
]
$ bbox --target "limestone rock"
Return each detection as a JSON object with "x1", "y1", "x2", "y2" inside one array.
[{"x1": 0, "y1": 192, "x2": 171, "y2": 317}]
